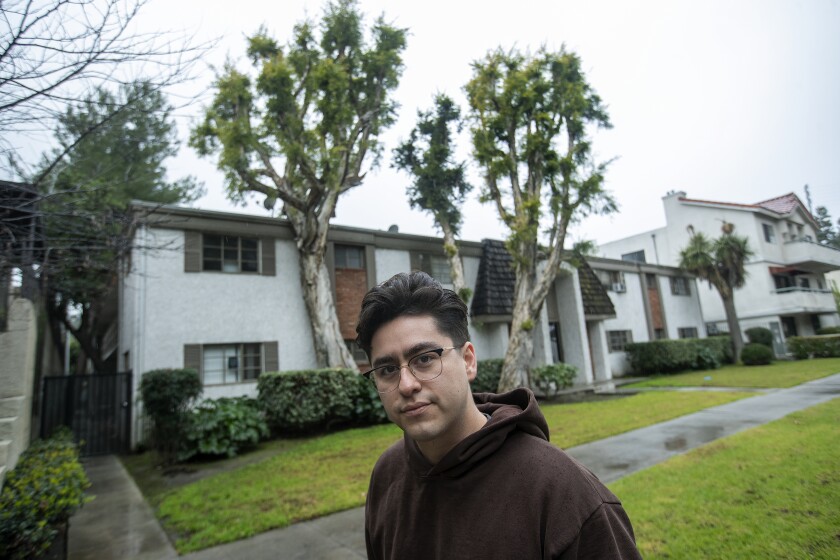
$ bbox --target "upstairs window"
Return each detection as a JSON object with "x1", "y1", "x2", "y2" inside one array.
[
  {"x1": 621, "y1": 250, "x2": 646, "y2": 263},
  {"x1": 670, "y1": 276, "x2": 691, "y2": 296},
  {"x1": 335, "y1": 245, "x2": 365, "y2": 269},
  {"x1": 678, "y1": 327, "x2": 698, "y2": 339},
  {"x1": 203, "y1": 234, "x2": 259, "y2": 273},
  {"x1": 411, "y1": 252, "x2": 452, "y2": 284},
  {"x1": 202, "y1": 343, "x2": 263, "y2": 385},
  {"x1": 762, "y1": 223, "x2": 776, "y2": 243}
]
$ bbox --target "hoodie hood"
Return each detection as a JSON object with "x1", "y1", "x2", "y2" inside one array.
[{"x1": 405, "y1": 388, "x2": 550, "y2": 479}]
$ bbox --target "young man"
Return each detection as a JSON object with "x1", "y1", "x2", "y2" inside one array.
[{"x1": 356, "y1": 271, "x2": 642, "y2": 560}]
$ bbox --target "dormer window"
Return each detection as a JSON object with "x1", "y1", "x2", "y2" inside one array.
[{"x1": 762, "y1": 224, "x2": 776, "y2": 243}]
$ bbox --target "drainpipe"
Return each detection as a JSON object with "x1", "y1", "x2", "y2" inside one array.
[{"x1": 651, "y1": 233, "x2": 660, "y2": 265}]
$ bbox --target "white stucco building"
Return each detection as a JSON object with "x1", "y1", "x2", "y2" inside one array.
[{"x1": 598, "y1": 191, "x2": 840, "y2": 355}]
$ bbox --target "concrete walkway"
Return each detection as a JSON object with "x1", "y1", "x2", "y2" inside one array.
[{"x1": 69, "y1": 373, "x2": 840, "y2": 559}]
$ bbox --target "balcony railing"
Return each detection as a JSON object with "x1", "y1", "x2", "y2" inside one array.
[
  {"x1": 770, "y1": 286, "x2": 836, "y2": 313},
  {"x1": 781, "y1": 239, "x2": 840, "y2": 272}
]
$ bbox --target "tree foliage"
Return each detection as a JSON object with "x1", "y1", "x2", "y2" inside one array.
[
  {"x1": 393, "y1": 93, "x2": 472, "y2": 300},
  {"x1": 465, "y1": 46, "x2": 615, "y2": 392},
  {"x1": 191, "y1": 0, "x2": 406, "y2": 368},
  {"x1": 679, "y1": 223, "x2": 753, "y2": 362},
  {"x1": 814, "y1": 206, "x2": 839, "y2": 248},
  {"x1": 37, "y1": 81, "x2": 202, "y2": 372}
]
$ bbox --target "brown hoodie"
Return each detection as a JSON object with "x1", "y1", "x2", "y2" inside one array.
[{"x1": 365, "y1": 388, "x2": 642, "y2": 560}]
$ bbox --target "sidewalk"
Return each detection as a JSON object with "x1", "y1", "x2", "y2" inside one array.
[{"x1": 70, "y1": 373, "x2": 840, "y2": 559}]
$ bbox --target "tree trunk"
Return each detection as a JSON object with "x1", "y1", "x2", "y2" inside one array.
[
  {"x1": 721, "y1": 293, "x2": 744, "y2": 363},
  {"x1": 298, "y1": 248, "x2": 357, "y2": 369},
  {"x1": 439, "y1": 220, "x2": 469, "y2": 303},
  {"x1": 497, "y1": 270, "x2": 537, "y2": 393}
]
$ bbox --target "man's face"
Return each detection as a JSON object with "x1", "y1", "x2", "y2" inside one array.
[{"x1": 369, "y1": 314, "x2": 478, "y2": 460}]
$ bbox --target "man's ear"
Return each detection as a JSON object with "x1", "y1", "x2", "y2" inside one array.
[{"x1": 463, "y1": 342, "x2": 478, "y2": 381}]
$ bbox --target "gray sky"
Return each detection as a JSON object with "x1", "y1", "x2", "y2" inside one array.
[{"x1": 142, "y1": 0, "x2": 840, "y2": 245}]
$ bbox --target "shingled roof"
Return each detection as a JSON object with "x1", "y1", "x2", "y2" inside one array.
[{"x1": 470, "y1": 238, "x2": 616, "y2": 320}]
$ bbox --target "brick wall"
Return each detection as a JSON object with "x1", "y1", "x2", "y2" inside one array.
[{"x1": 335, "y1": 268, "x2": 368, "y2": 340}]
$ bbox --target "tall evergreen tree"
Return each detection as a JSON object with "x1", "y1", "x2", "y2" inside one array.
[
  {"x1": 466, "y1": 47, "x2": 616, "y2": 392},
  {"x1": 393, "y1": 94, "x2": 473, "y2": 302},
  {"x1": 191, "y1": 0, "x2": 406, "y2": 368},
  {"x1": 39, "y1": 81, "x2": 202, "y2": 372}
]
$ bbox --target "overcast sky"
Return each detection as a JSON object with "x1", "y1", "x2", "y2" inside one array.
[{"x1": 140, "y1": 0, "x2": 840, "y2": 246}]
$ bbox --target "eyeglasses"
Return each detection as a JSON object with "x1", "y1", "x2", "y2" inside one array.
[{"x1": 363, "y1": 346, "x2": 461, "y2": 393}]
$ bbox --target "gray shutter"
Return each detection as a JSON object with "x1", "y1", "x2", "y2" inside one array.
[
  {"x1": 263, "y1": 341, "x2": 279, "y2": 373},
  {"x1": 184, "y1": 344, "x2": 202, "y2": 378},
  {"x1": 261, "y1": 238, "x2": 276, "y2": 276},
  {"x1": 184, "y1": 231, "x2": 201, "y2": 272}
]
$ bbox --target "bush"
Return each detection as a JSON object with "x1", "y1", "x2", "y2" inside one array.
[
  {"x1": 740, "y1": 342, "x2": 774, "y2": 365},
  {"x1": 745, "y1": 327, "x2": 773, "y2": 349},
  {"x1": 258, "y1": 368, "x2": 359, "y2": 434},
  {"x1": 626, "y1": 336, "x2": 733, "y2": 375},
  {"x1": 0, "y1": 429, "x2": 90, "y2": 560},
  {"x1": 184, "y1": 397, "x2": 269, "y2": 459},
  {"x1": 139, "y1": 368, "x2": 202, "y2": 464},
  {"x1": 816, "y1": 326, "x2": 840, "y2": 335},
  {"x1": 350, "y1": 374, "x2": 389, "y2": 425},
  {"x1": 472, "y1": 359, "x2": 504, "y2": 393},
  {"x1": 788, "y1": 335, "x2": 840, "y2": 359},
  {"x1": 532, "y1": 363, "x2": 577, "y2": 398}
]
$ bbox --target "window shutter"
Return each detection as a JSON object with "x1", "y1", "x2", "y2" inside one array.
[
  {"x1": 263, "y1": 341, "x2": 279, "y2": 372},
  {"x1": 183, "y1": 344, "x2": 202, "y2": 377},
  {"x1": 261, "y1": 238, "x2": 276, "y2": 276},
  {"x1": 184, "y1": 231, "x2": 201, "y2": 272}
]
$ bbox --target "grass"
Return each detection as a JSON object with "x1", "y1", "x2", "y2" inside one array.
[
  {"x1": 624, "y1": 357, "x2": 840, "y2": 389},
  {"x1": 611, "y1": 397, "x2": 840, "y2": 559},
  {"x1": 134, "y1": 390, "x2": 751, "y2": 553}
]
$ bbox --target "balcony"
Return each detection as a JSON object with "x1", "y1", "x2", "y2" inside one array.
[
  {"x1": 781, "y1": 239, "x2": 840, "y2": 273},
  {"x1": 771, "y1": 287, "x2": 837, "y2": 314}
]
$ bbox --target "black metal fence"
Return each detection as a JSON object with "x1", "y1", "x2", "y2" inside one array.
[{"x1": 40, "y1": 371, "x2": 132, "y2": 456}]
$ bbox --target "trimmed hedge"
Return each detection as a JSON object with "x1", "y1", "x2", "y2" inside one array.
[
  {"x1": 816, "y1": 326, "x2": 840, "y2": 335},
  {"x1": 257, "y1": 369, "x2": 386, "y2": 434},
  {"x1": 139, "y1": 368, "x2": 202, "y2": 464},
  {"x1": 788, "y1": 334, "x2": 840, "y2": 359},
  {"x1": 471, "y1": 359, "x2": 504, "y2": 393},
  {"x1": 741, "y1": 342, "x2": 774, "y2": 365},
  {"x1": 184, "y1": 397, "x2": 269, "y2": 459},
  {"x1": 745, "y1": 327, "x2": 773, "y2": 349},
  {"x1": 625, "y1": 336, "x2": 733, "y2": 375},
  {"x1": 0, "y1": 429, "x2": 90, "y2": 560}
]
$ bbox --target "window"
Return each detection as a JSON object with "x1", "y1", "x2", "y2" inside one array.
[
  {"x1": 762, "y1": 223, "x2": 776, "y2": 243},
  {"x1": 203, "y1": 234, "x2": 259, "y2": 273},
  {"x1": 549, "y1": 322, "x2": 564, "y2": 362},
  {"x1": 646, "y1": 273, "x2": 658, "y2": 289},
  {"x1": 607, "y1": 330, "x2": 633, "y2": 352},
  {"x1": 654, "y1": 328, "x2": 667, "y2": 340},
  {"x1": 773, "y1": 274, "x2": 793, "y2": 290},
  {"x1": 599, "y1": 270, "x2": 625, "y2": 291},
  {"x1": 335, "y1": 245, "x2": 365, "y2": 269},
  {"x1": 202, "y1": 343, "x2": 262, "y2": 385},
  {"x1": 412, "y1": 252, "x2": 452, "y2": 283},
  {"x1": 798, "y1": 277, "x2": 810, "y2": 289},
  {"x1": 621, "y1": 250, "x2": 646, "y2": 263},
  {"x1": 346, "y1": 339, "x2": 369, "y2": 364},
  {"x1": 670, "y1": 276, "x2": 691, "y2": 296},
  {"x1": 678, "y1": 327, "x2": 698, "y2": 339},
  {"x1": 705, "y1": 322, "x2": 720, "y2": 336}
]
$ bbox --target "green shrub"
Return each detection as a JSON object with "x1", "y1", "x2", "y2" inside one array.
[
  {"x1": 816, "y1": 326, "x2": 840, "y2": 335},
  {"x1": 472, "y1": 359, "x2": 504, "y2": 393},
  {"x1": 0, "y1": 429, "x2": 90, "y2": 560},
  {"x1": 788, "y1": 334, "x2": 840, "y2": 359},
  {"x1": 740, "y1": 342, "x2": 774, "y2": 365},
  {"x1": 745, "y1": 326, "x2": 773, "y2": 348},
  {"x1": 626, "y1": 336, "x2": 733, "y2": 375},
  {"x1": 139, "y1": 368, "x2": 202, "y2": 464},
  {"x1": 532, "y1": 363, "x2": 577, "y2": 398},
  {"x1": 350, "y1": 374, "x2": 389, "y2": 425},
  {"x1": 258, "y1": 369, "x2": 358, "y2": 434},
  {"x1": 184, "y1": 397, "x2": 269, "y2": 459}
]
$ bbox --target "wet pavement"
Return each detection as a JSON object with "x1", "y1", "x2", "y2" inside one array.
[{"x1": 69, "y1": 372, "x2": 840, "y2": 559}]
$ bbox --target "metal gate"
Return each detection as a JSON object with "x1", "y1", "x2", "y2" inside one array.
[{"x1": 40, "y1": 371, "x2": 132, "y2": 456}]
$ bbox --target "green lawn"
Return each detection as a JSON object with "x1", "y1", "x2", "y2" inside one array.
[
  {"x1": 141, "y1": 391, "x2": 750, "y2": 553},
  {"x1": 624, "y1": 357, "x2": 840, "y2": 389},
  {"x1": 611, "y1": 397, "x2": 840, "y2": 559}
]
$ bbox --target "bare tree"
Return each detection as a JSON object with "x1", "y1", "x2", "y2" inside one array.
[{"x1": 1, "y1": 0, "x2": 213, "y2": 177}]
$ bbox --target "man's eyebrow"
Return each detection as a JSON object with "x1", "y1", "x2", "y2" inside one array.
[{"x1": 371, "y1": 341, "x2": 440, "y2": 368}]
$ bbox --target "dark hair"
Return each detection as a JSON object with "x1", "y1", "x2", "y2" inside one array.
[{"x1": 356, "y1": 271, "x2": 469, "y2": 358}]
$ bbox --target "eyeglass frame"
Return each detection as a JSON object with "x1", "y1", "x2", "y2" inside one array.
[{"x1": 362, "y1": 343, "x2": 466, "y2": 393}]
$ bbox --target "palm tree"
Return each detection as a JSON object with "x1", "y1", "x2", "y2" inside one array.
[{"x1": 679, "y1": 222, "x2": 753, "y2": 363}]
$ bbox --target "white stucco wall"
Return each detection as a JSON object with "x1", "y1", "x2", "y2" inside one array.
[{"x1": 374, "y1": 248, "x2": 411, "y2": 283}]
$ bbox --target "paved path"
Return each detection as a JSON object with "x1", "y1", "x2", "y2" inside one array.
[{"x1": 69, "y1": 373, "x2": 840, "y2": 559}]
